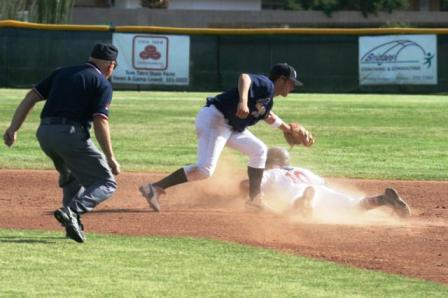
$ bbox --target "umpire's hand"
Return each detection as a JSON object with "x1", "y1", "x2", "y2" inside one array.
[
  {"x1": 3, "y1": 127, "x2": 17, "y2": 147},
  {"x1": 108, "y1": 157, "x2": 121, "y2": 175}
]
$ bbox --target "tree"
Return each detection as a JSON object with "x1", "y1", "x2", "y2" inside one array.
[
  {"x1": 0, "y1": 0, "x2": 28, "y2": 20},
  {"x1": 262, "y1": 0, "x2": 409, "y2": 16},
  {"x1": 0, "y1": 0, "x2": 75, "y2": 24},
  {"x1": 141, "y1": 0, "x2": 168, "y2": 9},
  {"x1": 442, "y1": 0, "x2": 448, "y2": 10},
  {"x1": 35, "y1": 0, "x2": 75, "y2": 24}
]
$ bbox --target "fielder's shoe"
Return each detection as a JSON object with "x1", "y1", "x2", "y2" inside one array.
[
  {"x1": 384, "y1": 188, "x2": 411, "y2": 218},
  {"x1": 293, "y1": 186, "x2": 315, "y2": 218},
  {"x1": 245, "y1": 193, "x2": 265, "y2": 212},
  {"x1": 54, "y1": 207, "x2": 86, "y2": 243},
  {"x1": 139, "y1": 184, "x2": 164, "y2": 212}
]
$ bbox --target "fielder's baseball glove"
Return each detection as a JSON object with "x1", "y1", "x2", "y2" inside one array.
[{"x1": 283, "y1": 123, "x2": 315, "y2": 147}]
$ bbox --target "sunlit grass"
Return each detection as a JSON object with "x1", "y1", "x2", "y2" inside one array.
[{"x1": 1, "y1": 89, "x2": 447, "y2": 179}]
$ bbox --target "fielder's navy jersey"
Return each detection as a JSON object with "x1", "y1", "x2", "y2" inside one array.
[
  {"x1": 34, "y1": 62, "x2": 112, "y2": 127},
  {"x1": 211, "y1": 74, "x2": 274, "y2": 132}
]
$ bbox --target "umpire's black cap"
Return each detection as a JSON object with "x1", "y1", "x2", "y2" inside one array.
[
  {"x1": 91, "y1": 43, "x2": 118, "y2": 61},
  {"x1": 270, "y1": 63, "x2": 303, "y2": 86}
]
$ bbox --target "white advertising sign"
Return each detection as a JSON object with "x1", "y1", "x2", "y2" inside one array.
[
  {"x1": 112, "y1": 33, "x2": 190, "y2": 85},
  {"x1": 359, "y1": 35, "x2": 437, "y2": 85}
]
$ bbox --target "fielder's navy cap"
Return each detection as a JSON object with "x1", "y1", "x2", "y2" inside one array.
[
  {"x1": 90, "y1": 43, "x2": 118, "y2": 61},
  {"x1": 270, "y1": 63, "x2": 303, "y2": 86}
]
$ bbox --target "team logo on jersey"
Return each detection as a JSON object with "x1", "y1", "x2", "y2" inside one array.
[{"x1": 251, "y1": 98, "x2": 270, "y2": 118}]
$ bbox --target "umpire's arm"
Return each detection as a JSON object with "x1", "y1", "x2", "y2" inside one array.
[
  {"x1": 3, "y1": 90, "x2": 41, "y2": 147},
  {"x1": 93, "y1": 116, "x2": 120, "y2": 175}
]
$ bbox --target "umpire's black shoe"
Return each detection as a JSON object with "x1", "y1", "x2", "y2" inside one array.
[
  {"x1": 54, "y1": 207, "x2": 86, "y2": 243},
  {"x1": 384, "y1": 188, "x2": 411, "y2": 218}
]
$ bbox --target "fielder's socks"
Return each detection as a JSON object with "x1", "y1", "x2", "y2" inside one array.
[
  {"x1": 248, "y1": 166, "x2": 264, "y2": 200},
  {"x1": 154, "y1": 168, "x2": 188, "y2": 190}
]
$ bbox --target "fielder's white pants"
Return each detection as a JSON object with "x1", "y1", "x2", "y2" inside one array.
[{"x1": 184, "y1": 105, "x2": 267, "y2": 180}]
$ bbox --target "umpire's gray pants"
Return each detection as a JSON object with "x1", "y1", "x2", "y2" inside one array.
[{"x1": 36, "y1": 124, "x2": 117, "y2": 214}]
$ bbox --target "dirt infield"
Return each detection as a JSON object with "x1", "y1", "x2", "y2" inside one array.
[{"x1": 0, "y1": 169, "x2": 447, "y2": 284}]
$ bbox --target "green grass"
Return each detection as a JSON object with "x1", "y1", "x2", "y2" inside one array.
[
  {"x1": 1, "y1": 89, "x2": 447, "y2": 179},
  {"x1": 0, "y1": 229, "x2": 446, "y2": 297},
  {"x1": 1, "y1": 90, "x2": 447, "y2": 295}
]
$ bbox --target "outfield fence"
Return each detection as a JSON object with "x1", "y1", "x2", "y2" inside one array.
[{"x1": 1, "y1": 20, "x2": 447, "y2": 93}]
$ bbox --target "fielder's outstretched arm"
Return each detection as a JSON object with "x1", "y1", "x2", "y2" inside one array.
[{"x1": 264, "y1": 111, "x2": 291, "y2": 132}]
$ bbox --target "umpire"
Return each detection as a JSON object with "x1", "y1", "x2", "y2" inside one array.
[{"x1": 3, "y1": 43, "x2": 120, "y2": 243}]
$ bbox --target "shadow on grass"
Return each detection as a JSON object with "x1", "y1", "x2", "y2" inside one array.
[{"x1": 0, "y1": 235, "x2": 64, "y2": 244}]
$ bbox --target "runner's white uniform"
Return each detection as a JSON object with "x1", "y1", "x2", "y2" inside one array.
[{"x1": 261, "y1": 167, "x2": 362, "y2": 215}]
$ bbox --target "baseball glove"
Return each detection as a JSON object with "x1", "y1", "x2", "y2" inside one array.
[{"x1": 283, "y1": 123, "x2": 315, "y2": 147}]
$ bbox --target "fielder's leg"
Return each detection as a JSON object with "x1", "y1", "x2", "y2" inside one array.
[
  {"x1": 226, "y1": 129, "x2": 267, "y2": 203},
  {"x1": 247, "y1": 167, "x2": 264, "y2": 201},
  {"x1": 140, "y1": 105, "x2": 233, "y2": 211}
]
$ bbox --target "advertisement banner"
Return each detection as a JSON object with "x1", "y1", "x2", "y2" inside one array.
[
  {"x1": 112, "y1": 33, "x2": 190, "y2": 85},
  {"x1": 359, "y1": 35, "x2": 437, "y2": 85}
]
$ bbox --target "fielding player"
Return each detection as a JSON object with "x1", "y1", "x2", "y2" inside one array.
[{"x1": 140, "y1": 63, "x2": 311, "y2": 211}]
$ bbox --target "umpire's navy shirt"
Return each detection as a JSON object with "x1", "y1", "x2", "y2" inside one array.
[
  {"x1": 212, "y1": 74, "x2": 274, "y2": 132},
  {"x1": 33, "y1": 62, "x2": 112, "y2": 127}
]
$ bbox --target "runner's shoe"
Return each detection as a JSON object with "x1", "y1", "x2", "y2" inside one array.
[
  {"x1": 384, "y1": 188, "x2": 411, "y2": 218},
  {"x1": 293, "y1": 186, "x2": 315, "y2": 218}
]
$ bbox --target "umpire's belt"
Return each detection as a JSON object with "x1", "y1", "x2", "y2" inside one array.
[{"x1": 41, "y1": 117, "x2": 84, "y2": 128}]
